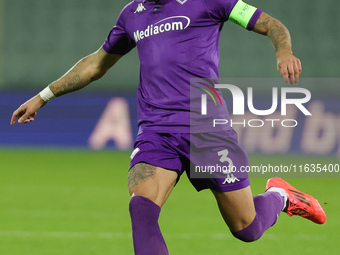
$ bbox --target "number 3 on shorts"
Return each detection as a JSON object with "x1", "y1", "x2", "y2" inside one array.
[
  {"x1": 218, "y1": 149, "x2": 240, "y2": 184},
  {"x1": 218, "y1": 149, "x2": 234, "y2": 170}
]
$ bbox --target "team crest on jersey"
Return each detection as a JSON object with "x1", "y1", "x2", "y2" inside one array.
[{"x1": 176, "y1": 0, "x2": 189, "y2": 5}]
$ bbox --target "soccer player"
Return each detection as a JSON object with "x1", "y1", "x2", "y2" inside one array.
[{"x1": 11, "y1": 0, "x2": 326, "y2": 254}]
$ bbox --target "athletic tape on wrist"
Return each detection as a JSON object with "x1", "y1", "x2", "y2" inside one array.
[{"x1": 39, "y1": 86, "x2": 56, "y2": 102}]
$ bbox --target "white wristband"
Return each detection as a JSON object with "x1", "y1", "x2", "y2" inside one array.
[{"x1": 39, "y1": 86, "x2": 56, "y2": 102}]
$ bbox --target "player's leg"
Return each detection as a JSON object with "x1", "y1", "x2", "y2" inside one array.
[
  {"x1": 127, "y1": 132, "x2": 187, "y2": 255},
  {"x1": 212, "y1": 178, "x2": 327, "y2": 242},
  {"x1": 128, "y1": 163, "x2": 178, "y2": 255},
  {"x1": 189, "y1": 130, "x2": 286, "y2": 242},
  {"x1": 211, "y1": 186, "x2": 256, "y2": 232},
  {"x1": 191, "y1": 129, "x2": 326, "y2": 243},
  {"x1": 128, "y1": 162, "x2": 178, "y2": 207},
  {"x1": 212, "y1": 185, "x2": 286, "y2": 242}
]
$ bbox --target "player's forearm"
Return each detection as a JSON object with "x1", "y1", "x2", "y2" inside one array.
[
  {"x1": 267, "y1": 20, "x2": 292, "y2": 56},
  {"x1": 49, "y1": 53, "x2": 105, "y2": 97},
  {"x1": 253, "y1": 13, "x2": 293, "y2": 55}
]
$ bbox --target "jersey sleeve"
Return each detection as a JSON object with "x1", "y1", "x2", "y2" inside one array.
[
  {"x1": 102, "y1": 7, "x2": 136, "y2": 55},
  {"x1": 203, "y1": 0, "x2": 263, "y2": 30}
]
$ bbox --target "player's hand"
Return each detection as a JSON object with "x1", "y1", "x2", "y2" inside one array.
[
  {"x1": 10, "y1": 95, "x2": 46, "y2": 125},
  {"x1": 276, "y1": 50, "x2": 302, "y2": 85}
]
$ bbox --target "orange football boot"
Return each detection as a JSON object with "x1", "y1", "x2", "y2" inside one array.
[{"x1": 266, "y1": 177, "x2": 326, "y2": 224}]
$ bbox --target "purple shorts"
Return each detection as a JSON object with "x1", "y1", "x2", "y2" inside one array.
[{"x1": 129, "y1": 129, "x2": 250, "y2": 192}]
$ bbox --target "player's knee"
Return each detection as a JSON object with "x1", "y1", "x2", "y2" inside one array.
[
  {"x1": 230, "y1": 216, "x2": 263, "y2": 242},
  {"x1": 231, "y1": 229, "x2": 262, "y2": 242}
]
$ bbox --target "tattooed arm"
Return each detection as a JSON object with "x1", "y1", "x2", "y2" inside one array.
[
  {"x1": 252, "y1": 12, "x2": 302, "y2": 85},
  {"x1": 10, "y1": 47, "x2": 122, "y2": 125},
  {"x1": 49, "y1": 47, "x2": 121, "y2": 97}
]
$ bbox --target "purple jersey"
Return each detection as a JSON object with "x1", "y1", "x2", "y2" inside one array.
[{"x1": 103, "y1": 0, "x2": 262, "y2": 133}]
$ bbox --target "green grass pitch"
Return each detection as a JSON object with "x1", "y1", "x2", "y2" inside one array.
[{"x1": 0, "y1": 149, "x2": 339, "y2": 255}]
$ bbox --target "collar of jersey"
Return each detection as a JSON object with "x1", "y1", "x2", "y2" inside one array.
[{"x1": 134, "y1": 0, "x2": 172, "y2": 4}]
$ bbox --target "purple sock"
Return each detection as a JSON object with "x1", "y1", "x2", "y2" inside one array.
[
  {"x1": 232, "y1": 191, "x2": 284, "y2": 242},
  {"x1": 129, "y1": 196, "x2": 168, "y2": 255}
]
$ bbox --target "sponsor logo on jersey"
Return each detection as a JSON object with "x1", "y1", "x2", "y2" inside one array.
[
  {"x1": 134, "y1": 3, "x2": 146, "y2": 13},
  {"x1": 133, "y1": 16, "x2": 191, "y2": 43},
  {"x1": 222, "y1": 174, "x2": 240, "y2": 184}
]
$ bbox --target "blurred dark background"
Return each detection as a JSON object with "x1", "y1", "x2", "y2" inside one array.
[{"x1": 0, "y1": 0, "x2": 338, "y2": 92}]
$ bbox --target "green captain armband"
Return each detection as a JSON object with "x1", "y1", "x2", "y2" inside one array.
[{"x1": 229, "y1": 0, "x2": 258, "y2": 29}]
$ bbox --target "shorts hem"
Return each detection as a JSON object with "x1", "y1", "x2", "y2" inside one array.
[
  {"x1": 129, "y1": 160, "x2": 181, "y2": 179},
  {"x1": 195, "y1": 179, "x2": 250, "y2": 192}
]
